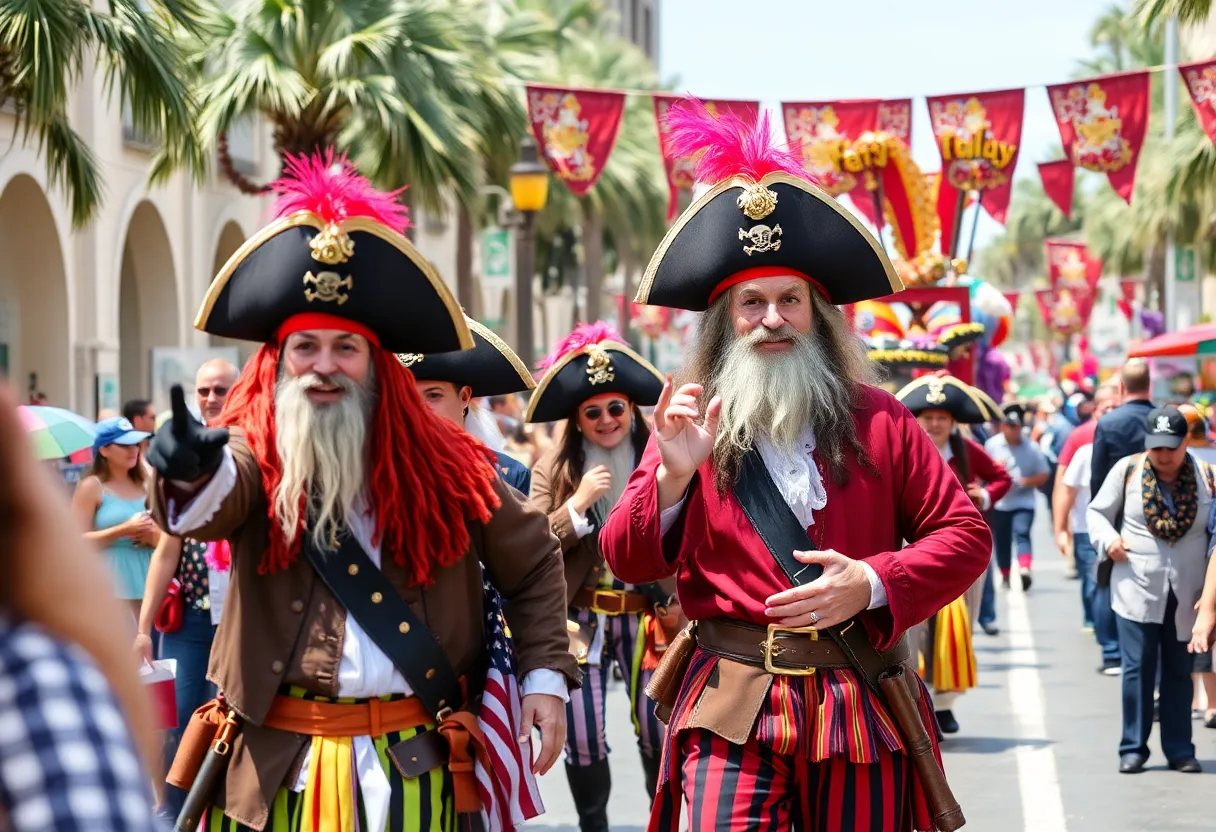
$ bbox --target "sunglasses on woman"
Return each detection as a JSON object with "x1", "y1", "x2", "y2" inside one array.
[{"x1": 582, "y1": 400, "x2": 628, "y2": 421}]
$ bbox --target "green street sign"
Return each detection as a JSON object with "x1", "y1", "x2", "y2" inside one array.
[
  {"x1": 481, "y1": 228, "x2": 511, "y2": 285},
  {"x1": 1176, "y1": 245, "x2": 1196, "y2": 283}
]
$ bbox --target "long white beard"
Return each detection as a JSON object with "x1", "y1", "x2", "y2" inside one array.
[
  {"x1": 583, "y1": 436, "x2": 634, "y2": 521},
  {"x1": 715, "y1": 326, "x2": 850, "y2": 454},
  {"x1": 273, "y1": 369, "x2": 374, "y2": 550}
]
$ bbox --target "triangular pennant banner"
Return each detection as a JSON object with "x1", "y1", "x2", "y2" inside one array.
[
  {"x1": 1034, "y1": 289, "x2": 1055, "y2": 330},
  {"x1": 1037, "y1": 160, "x2": 1076, "y2": 219},
  {"x1": 526, "y1": 85, "x2": 626, "y2": 197},
  {"x1": 878, "y1": 99, "x2": 913, "y2": 147},
  {"x1": 926, "y1": 87, "x2": 1025, "y2": 225},
  {"x1": 1046, "y1": 239, "x2": 1102, "y2": 295},
  {"x1": 1003, "y1": 291, "x2": 1022, "y2": 312},
  {"x1": 1046, "y1": 71, "x2": 1150, "y2": 203},
  {"x1": 1180, "y1": 59, "x2": 1216, "y2": 145},
  {"x1": 781, "y1": 99, "x2": 880, "y2": 197},
  {"x1": 654, "y1": 95, "x2": 759, "y2": 220}
]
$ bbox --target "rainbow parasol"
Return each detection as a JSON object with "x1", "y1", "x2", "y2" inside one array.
[{"x1": 18, "y1": 405, "x2": 97, "y2": 460}]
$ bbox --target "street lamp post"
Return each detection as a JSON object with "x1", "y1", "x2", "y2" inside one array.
[{"x1": 509, "y1": 136, "x2": 549, "y2": 368}]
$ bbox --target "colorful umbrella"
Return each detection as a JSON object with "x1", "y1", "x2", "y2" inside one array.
[
  {"x1": 18, "y1": 406, "x2": 97, "y2": 460},
  {"x1": 1127, "y1": 322, "x2": 1216, "y2": 358}
]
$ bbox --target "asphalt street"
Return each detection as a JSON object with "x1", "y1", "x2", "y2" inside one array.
[{"x1": 527, "y1": 498, "x2": 1216, "y2": 831}]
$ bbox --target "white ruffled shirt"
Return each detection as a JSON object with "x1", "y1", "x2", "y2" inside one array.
[
  {"x1": 658, "y1": 428, "x2": 888, "y2": 609},
  {"x1": 168, "y1": 449, "x2": 568, "y2": 832}
]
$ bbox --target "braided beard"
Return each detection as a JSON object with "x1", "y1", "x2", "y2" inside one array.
[{"x1": 273, "y1": 367, "x2": 375, "y2": 550}]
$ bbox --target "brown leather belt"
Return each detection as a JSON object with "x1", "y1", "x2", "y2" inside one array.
[
  {"x1": 696, "y1": 618, "x2": 910, "y2": 676},
  {"x1": 571, "y1": 588, "x2": 651, "y2": 615}
]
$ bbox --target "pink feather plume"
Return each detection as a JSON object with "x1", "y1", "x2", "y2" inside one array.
[
  {"x1": 270, "y1": 150, "x2": 411, "y2": 234},
  {"x1": 663, "y1": 97, "x2": 808, "y2": 185},
  {"x1": 536, "y1": 321, "x2": 626, "y2": 370}
]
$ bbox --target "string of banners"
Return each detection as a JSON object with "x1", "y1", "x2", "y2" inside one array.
[{"x1": 525, "y1": 61, "x2": 1216, "y2": 336}]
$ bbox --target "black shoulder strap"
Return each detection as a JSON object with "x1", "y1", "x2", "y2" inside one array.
[
  {"x1": 733, "y1": 448, "x2": 891, "y2": 692},
  {"x1": 302, "y1": 533, "x2": 463, "y2": 719}
]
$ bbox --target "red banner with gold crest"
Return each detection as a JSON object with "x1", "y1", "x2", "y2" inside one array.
[
  {"x1": 926, "y1": 88, "x2": 1025, "y2": 226},
  {"x1": 526, "y1": 85, "x2": 626, "y2": 197},
  {"x1": 1180, "y1": 59, "x2": 1216, "y2": 145},
  {"x1": 781, "y1": 100, "x2": 880, "y2": 197},
  {"x1": 654, "y1": 95, "x2": 759, "y2": 220},
  {"x1": 878, "y1": 99, "x2": 912, "y2": 147},
  {"x1": 1045, "y1": 239, "x2": 1102, "y2": 296},
  {"x1": 1047, "y1": 71, "x2": 1149, "y2": 203},
  {"x1": 1037, "y1": 160, "x2": 1075, "y2": 219}
]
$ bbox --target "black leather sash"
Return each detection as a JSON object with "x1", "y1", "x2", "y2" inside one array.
[
  {"x1": 732, "y1": 448, "x2": 890, "y2": 692},
  {"x1": 302, "y1": 533, "x2": 462, "y2": 719}
]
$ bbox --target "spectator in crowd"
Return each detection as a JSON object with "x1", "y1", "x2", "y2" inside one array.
[
  {"x1": 1179, "y1": 404, "x2": 1216, "y2": 464},
  {"x1": 70, "y1": 418, "x2": 159, "y2": 622},
  {"x1": 121, "y1": 399, "x2": 156, "y2": 434},
  {"x1": 1089, "y1": 360, "x2": 1155, "y2": 675},
  {"x1": 133, "y1": 358, "x2": 236, "y2": 820},
  {"x1": 1170, "y1": 371, "x2": 1196, "y2": 402},
  {"x1": 1088, "y1": 407, "x2": 1213, "y2": 775},
  {"x1": 986, "y1": 403, "x2": 1051, "y2": 591},
  {"x1": 0, "y1": 380, "x2": 162, "y2": 831}
]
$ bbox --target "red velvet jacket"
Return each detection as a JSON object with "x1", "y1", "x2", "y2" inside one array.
[
  {"x1": 599, "y1": 386, "x2": 993, "y2": 651},
  {"x1": 951, "y1": 438, "x2": 1013, "y2": 511}
]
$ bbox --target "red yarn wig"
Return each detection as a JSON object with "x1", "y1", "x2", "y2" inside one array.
[{"x1": 217, "y1": 343, "x2": 501, "y2": 585}]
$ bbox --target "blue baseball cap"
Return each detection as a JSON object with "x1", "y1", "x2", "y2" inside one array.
[{"x1": 92, "y1": 417, "x2": 151, "y2": 452}]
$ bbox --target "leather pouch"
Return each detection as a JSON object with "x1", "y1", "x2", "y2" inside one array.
[
  {"x1": 644, "y1": 621, "x2": 696, "y2": 723},
  {"x1": 386, "y1": 729, "x2": 449, "y2": 779},
  {"x1": 167, "y1": 698, "x2": 227, "y2": 790}
]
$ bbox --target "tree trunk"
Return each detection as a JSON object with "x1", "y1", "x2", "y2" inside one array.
[
  {"x1": 456, "y1": 203, "x2": 476, "y2": 318},
  {"x1": 1146, "y1": 237, "x2": 1166, "y2": 311},
  {"x1": 582, "y1": 201, "x2": 605, "y2": 323}
]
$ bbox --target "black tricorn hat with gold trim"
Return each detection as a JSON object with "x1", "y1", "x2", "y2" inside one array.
[
  {"x1": 195, "y1": 152, "x2": 472, "y2": 354},
  {"x1": 896, "y1": 372, "x2": 1001, "y2": 425},
  {"x1": 635, "y1": 99, "x2": 902, "y2": 311},
  {"x1": 398, "y1": 317, "x2": 534, "y2": 397},
  {"x1": 525, "y1": 322, "x2": 664, "y2": 424}
]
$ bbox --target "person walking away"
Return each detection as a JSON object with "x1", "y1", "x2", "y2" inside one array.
[
  {"x1": 985, "y1": 404, "x2": 1050, "y2": 591},
  {"x1": 1058, "y1": 441, "x2": 1099, "y2": 633},
  {"x1": 1088, "y1": 406, "x2": 1213, "y2": 774},
  {"x1": 897, "y1": 374, "x2": 1011, "y2": 734},
  {"x1": 132, "y1": 359, "x2": 238, "y2": 820},
  {"x1": 70, "y1": 417, "x2": 159, "y2": 622},
  {"x1": 1090, "y1": 360, "x2": 1155, "y2": 675},
  {"x1": 1174, "y1": 405, "x2": 1216, "y2": 725},
  {"x1": 527, "y1": 322, "x2": 675, "y2": 830}
]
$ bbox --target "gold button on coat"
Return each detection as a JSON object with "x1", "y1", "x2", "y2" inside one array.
[
  {"x1": 347, "y1": 564, "x2": 359, "y2": 576},
  {"x1": 371, "y1": 592, "x2": 383, "y2": 604},
  {"x1": 399, "y1": 622, "x2": 410, "y2": 633},
  {"x1": 290, "y1": 600, "x2": 304, "y2": 613},
  {"x1": 425, "y1": 668, "x2": 436, "y2": 680},
  {"x1": 271, "y1": 660, "x2": 284, "y2": 674}
]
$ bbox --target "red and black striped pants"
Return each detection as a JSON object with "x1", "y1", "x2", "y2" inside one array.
[{"x1": 677, "y1": 728, "x2": 913, "y2": 831}]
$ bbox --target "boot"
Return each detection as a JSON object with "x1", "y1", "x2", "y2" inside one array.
[
  {"x1": 641, "y1": 750, "x2": 662, "y2": 801},
  {"x1": 565, "y1": 759, "x2": 611, "y2": 832}
]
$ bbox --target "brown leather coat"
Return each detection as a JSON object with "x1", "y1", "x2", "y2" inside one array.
[
  {"x1": 152, "y1": 430, "x2": 578, "y2": 831},
  {"x1": 528, "y1": 446, "x2": 607, "y2": 605}
]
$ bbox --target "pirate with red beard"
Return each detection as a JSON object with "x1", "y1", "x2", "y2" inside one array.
[
  {"x1": 598, "y1": 100, "x2": 991, "y2": 832},
  {"x1": 146, "y1": 153, "x2": 577, "y2": 832}
]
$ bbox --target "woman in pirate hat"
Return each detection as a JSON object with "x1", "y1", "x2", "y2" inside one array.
[
  {"x1": 144, "y1": 152, "x2": 577, "y2": 832},
  {"x1": 897, "y1": 372, "x2": 1012, "y2": 735},
  {"x1": 525, "y1": 321, "x2": 674, "y2": 829},
  {"x1": 402, "y1": 315, "x2": 535, "y2": 494}
]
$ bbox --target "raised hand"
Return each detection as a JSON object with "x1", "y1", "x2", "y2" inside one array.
[
  {"x1": 145, "y1": 385, "x2": 230, "y2": 483},
  {"x1": 571, "y1": 464, "x2": 613, "y2": 515},
  {"x1": 653, "y1": 377, "x2": 721, "y2": 481}
]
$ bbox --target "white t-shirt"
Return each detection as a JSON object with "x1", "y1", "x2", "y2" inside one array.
[{"x1": 1062, "y1": 443, "x2": 1093, "y2": 534}]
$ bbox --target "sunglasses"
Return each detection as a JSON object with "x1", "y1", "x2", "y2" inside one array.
[
  {"x1": 197, "y1": 386, "x2": 230, "y2": 398},
  {"x1": 582, "y1": 400, "x2": 627, "y2": 421}
]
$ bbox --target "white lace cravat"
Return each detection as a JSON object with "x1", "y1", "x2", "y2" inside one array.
[{"x1": 755, "y1": 428, "x2": 828, "y2": 529}]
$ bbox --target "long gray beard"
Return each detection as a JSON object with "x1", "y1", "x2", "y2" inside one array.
[
  {"x1": 714, "y1": 325, "x2": 852, "y2": 455},
  {"x1": 273, "y1": 368, "x2": 375, "y2": 550},
  {"x1": 583, "y1": 437, "x2": 634, "y2": 522}
]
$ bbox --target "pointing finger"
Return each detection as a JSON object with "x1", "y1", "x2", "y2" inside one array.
[
  {"x1": 653, "y1": 377, "x2": 673, "y2": 432},
  {"x1": 169, "y1": 385, "x2": 193, "y2": 436}
]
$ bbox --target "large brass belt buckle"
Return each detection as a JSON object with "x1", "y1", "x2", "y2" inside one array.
[
  {"x1": 762, "y1": 623, "x2": 819, "y2": 676},
  {"x1": 589, "y1": 589, "x2": 626, "y2": 616}
]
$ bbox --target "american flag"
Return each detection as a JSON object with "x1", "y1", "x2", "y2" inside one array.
[{"x1": 473, "y1": 576, "x2": 545, "y2": 830}]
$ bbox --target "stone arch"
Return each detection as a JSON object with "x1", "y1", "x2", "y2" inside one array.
[
  {"x1": 118, "y1": 201, "x2": 181, "y2": 401},
  {"x1": 0, "y1": 175, "x2": 71, "y2": 406},
  {"x1": 207, "y1": 220, "x2": 257, "y2": 367}
]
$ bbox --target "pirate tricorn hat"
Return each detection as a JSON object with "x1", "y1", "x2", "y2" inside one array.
[
  {"x1": 195, "y1": 151, "x2": 472, "y2": 354},
  {"x1": 635, "y1": 98, "x2": 902, "y2": 311},
  {"x1": 896, "y1": 372, "x2": 1001, "y2": 425},
  {"x1": 525, "y1": 322, "x2": 664, "y2": 424},
  {"x1": 398, "y1": 317, "x2": 535, "y2": 397}
]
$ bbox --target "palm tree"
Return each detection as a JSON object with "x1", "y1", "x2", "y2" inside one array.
[
  {"x1": 1135, "y1": 0, "x2": 1211, "y2": 25},
  {"x1": 0, "y1": 0, "x2": 205, "y2": 227},
  {"x1": 186, "y1": 0, "x2": 493, "y2": 212}
]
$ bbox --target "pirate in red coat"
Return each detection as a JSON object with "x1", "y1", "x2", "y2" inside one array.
[
  {"x1": 896, "y1": 374, "x2": 1012, "y2": 736},
  {"x1": 598, "y1": 100, "x2": 992, "y2": 831}
]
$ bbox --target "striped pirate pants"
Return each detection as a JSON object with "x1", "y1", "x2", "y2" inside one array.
[
  {"x1": 563, "y1": 606, "x2": 664, "y2": 768},
  {"x1": 678, "y1": 729, "x2": 912, "y2": 832}
]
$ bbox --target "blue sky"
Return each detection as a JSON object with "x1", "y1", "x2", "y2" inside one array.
[{"x1": 657, "y1": 0, "x2": 1121, "y2": 248}]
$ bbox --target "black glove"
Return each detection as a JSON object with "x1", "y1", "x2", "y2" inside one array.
[{"x1": 146, "y1": 384, "x2": 230, "y2": 482}]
